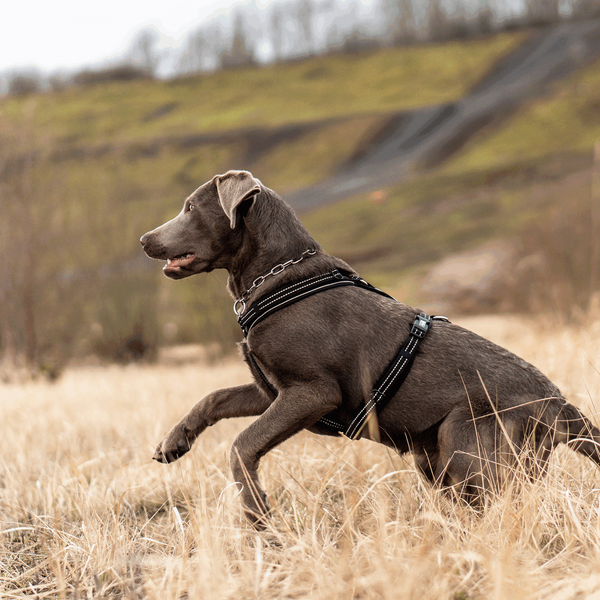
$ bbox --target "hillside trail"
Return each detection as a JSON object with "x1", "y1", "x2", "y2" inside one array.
[{"x1": 286, "y1": 18, "x2": 600, "y2": 211}]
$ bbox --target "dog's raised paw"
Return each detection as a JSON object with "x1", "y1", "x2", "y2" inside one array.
[
  {"x1": 153, "y1": 424, "x2": 192, "y2": 463},
  {"x1": 152, "y1": 442, "x2": 189, "y2": 463}
]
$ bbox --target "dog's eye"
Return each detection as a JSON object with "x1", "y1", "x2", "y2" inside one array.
[{"x1": 187, "y1": 204, "x2": 194, "y2": 212}]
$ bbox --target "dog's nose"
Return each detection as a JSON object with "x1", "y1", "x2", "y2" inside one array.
[{"x1": 140, "y1": 233, "x2": 150, "y2": 247}]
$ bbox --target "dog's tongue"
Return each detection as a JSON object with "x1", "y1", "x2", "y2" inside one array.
[{"x1": 165, "y1": 254, "x2": 195, "y2": 270}]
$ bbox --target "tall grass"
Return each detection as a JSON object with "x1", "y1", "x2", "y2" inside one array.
[{"x1": 2, "y1": 316, "x2": 600, "y2": 599}]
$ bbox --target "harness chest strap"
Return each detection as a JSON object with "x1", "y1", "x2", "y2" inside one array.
[{"x1": 238, "y1": 269, "x2": 449, "y2": 438}]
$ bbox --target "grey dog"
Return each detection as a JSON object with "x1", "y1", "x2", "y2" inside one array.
[{"x1": 140, "y1": 169, "x2": 600, "y2": 524}]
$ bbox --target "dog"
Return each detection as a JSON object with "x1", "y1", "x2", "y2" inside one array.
[{"x1": 140, "y1": 169, "x2": 600, "y2": 524}]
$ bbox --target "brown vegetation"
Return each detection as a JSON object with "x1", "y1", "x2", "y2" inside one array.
[{"x1": 2, "y1": 316, "x2": 600, "y2": 598}]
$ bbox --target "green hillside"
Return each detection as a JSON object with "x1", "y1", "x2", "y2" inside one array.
[
  {"x1": 444, "y1": 56, "x2": 600, "y2": 174},
  {"x1": 1, "y1": 32, "x2": 522, "y2": 147},
  {"x1": 304, "y1": 53, "x2": 600, "y2": 312},
  {"x1": 1, "y1": 27, "x2": 596, "y2": 374},
  {"x1": 306, "y1": 51, "x2": 600, "y2": 276}
]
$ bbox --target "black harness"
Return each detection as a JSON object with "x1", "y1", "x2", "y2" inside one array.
[{"x1": 237, "y1": 268, "x2": 449, "y2": 438}]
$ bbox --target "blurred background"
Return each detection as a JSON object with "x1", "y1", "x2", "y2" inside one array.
[{"x1": 1, "y1": 0, "x2": 600, "y2": 380}]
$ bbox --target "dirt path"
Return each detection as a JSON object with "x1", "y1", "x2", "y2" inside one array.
[{"x1": 287, "y1": 19, "x2": 600, "y2": 211}]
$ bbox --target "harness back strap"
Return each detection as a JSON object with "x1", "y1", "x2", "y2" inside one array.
[{"x1": 238, "y1": 269, "x2": 394, "y2": 337}]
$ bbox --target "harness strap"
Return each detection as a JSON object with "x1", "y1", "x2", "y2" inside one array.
[
  {"x1": 344, "y1": 313, "x2": 449, "y2": 439},
  {"x1": 247, "y1": 351, "x2": 278, "y2": 398},
  {"x1": 238, "y1": 269, "x2": 394, "y2": 337},
  {"x1": 239, "y1": 270, "x2": 449, "y2": 438}
]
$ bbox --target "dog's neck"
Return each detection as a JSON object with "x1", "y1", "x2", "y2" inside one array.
[
  {"x1": 227, "y1": 238, "x2": 322, "y2": 302},
  {"x1": 225, "y1": 191, "x2": 323, "y2": 301},
  {"x1": 234, "y1": 248, "x2": 318, "y2": 308}
]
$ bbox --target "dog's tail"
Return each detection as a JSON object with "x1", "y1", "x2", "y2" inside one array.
[{"x1": 553, "y1": 400, "x2": 600, "y2": 465}]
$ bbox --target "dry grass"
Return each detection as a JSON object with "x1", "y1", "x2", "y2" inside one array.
[{"x1": 3, "y1": 316, "x2": 600, "y2": 599}]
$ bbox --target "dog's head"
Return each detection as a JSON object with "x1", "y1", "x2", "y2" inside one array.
[{"x1": 140, "y1": 170, "x2": 262, "y2": 279}]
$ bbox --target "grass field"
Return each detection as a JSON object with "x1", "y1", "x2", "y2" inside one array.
[{"x1": 3, "y1": 315, "x2": 600, "y2": 599}]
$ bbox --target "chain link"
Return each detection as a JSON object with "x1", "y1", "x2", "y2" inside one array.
[{"x1": 234, "y1": 249, "x2": 317, "y2": 316}]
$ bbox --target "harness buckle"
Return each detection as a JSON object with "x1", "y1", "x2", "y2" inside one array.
[
  {"x1": 410, "y1": 313, "x2": 432, "y2": 339},
  {"x1": 233, "y1": 298, "x2": 246, "y2": 316}
]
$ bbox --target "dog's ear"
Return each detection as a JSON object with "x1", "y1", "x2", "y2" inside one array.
[{"x1": 215, "y1": 170, "x2": 261, "y2": 229}]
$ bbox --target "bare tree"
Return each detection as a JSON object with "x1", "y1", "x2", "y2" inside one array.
[
  {"x1": 427, "y1": 0, "x2": 451, "y2": 41},
  {"x1": 178, "y1": 26, "x2": 224, "y2": 74},
  {"x1": 380, "y1": 0, "x2": 415, "y2": 44},
  {"x1": 269, "y1": 4, "x2": 286, "y2": 62},
  {"x1": 220, "y1": 12, "x2": 256, "y2": 69},
  {"x1": 526, "y1": 0, "x2": 561, "y2": 25},
  {"x1": 0, "y1": 107, "x2": 49, "y2": 371},
  {"x1": 296, "y1": 0, "x2": 316, "y2": 55},
  {"x1": 0, "y1": 103, "x2": 96, "y2": 378},
  {"x1": 7, "y1": 70, "x2": 43, "y2": 96},
  {"x1": 178, "y1": 29, "x2": 208, "y2": 74},
  {"x1": 127, "y1": 27, "x2": 161, "y2": 76},
  {"x1": 48, "y1": 72, "x2": 70, "y2": 92},
  {"x1": 325, "y1": 21, "x2": 342, "y2": 52},
  {"x1": 475, "y1": 2, "x2": 496, "y2": 34}
]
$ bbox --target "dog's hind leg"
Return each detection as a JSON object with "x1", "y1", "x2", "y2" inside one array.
[
  {"x1": 434, "y1": 407, "x2": 490, "y2": 502},
  {"x1": 154, "y1": 383, "x2": 272, "y2": 463},
  {"x1": 433, "y1": 405, "x2": 528, "y2": 502}
]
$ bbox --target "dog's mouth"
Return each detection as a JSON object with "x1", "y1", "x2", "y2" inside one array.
[{"x1": 163, "y1": 253, "x2": 196, "y2": 274}]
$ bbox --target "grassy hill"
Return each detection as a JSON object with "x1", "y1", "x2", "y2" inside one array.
[
  {"x1": 2, "y1": 32, "x2": 522, "y2": 145},
  {"x1": 1, "y1": 27, "x2": 598, "y2": 372},
  {"x1": 443, "y1": 55, "x2": 600, "y2": 175},
  {"x1": 305, "y1": 50, "x2": 600, "y2": 308}
]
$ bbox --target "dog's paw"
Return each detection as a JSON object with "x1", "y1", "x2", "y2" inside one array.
[
  {"x1": 153, "y1": 423, "x2": 193, "y2": 463},
  {"x1": 243, "y1": 490, "x2": 272, "y2": 529}
]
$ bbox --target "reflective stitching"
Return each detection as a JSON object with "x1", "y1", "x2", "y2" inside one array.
[
  {"x1": 238, "y1": 274, "x2": 333, "y2": 331},
  {"x1": 256, "y1": 274, "x2": 330, "y2": 309},
  {"x1": 345, "y1": 331, "x2": 423, "y2": 439},
  {"x1": 245, "y1": 282, "x2": 350, "y2": 334},
  {"x1": 377, "y1": 337, "x2": 418, "y2": 396},
  {"x1": 317, "y1": 417, "x2": 345, "y2": 430},
  {"x1": 346, "y1": 397, "x2": 377, "y2": 438}
]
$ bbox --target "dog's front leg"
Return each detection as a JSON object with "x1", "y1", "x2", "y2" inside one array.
[
  {"x1": 229, "y1": 382, "x2": 340, "y2": 526},
  {"x1": 154, "y1": 383, "x2": 271, "y2": 463}
]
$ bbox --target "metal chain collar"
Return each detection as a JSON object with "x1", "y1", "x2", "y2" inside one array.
[{"x1": 233, "y1": 248, "x2": 317, "y2": 316}]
